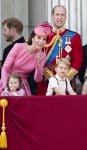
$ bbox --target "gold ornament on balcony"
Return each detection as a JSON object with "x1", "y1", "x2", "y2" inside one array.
[{"x1": 0, "y1": 99, "x2": 8, "y2": 149}]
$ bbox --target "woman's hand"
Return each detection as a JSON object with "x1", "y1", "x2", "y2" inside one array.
[{"x1": 36, "y1": 53, "x2": 41, "y2": 64}]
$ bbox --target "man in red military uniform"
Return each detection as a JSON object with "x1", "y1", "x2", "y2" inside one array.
[{"x1": 36, "y1": 5, "x2": 83, "y2": 95}]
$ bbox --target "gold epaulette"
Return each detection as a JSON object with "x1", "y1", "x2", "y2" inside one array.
[
  {"x1": 43, "y1": 67, "x2": 54, "y2": 79},
  {"x1": 66, "y1": 68, "x2": 78, "y2": 80}
]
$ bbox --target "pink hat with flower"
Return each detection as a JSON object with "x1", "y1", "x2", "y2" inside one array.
[{"x1": 34, "y1": 22, "x2": 52, "y2": 37}]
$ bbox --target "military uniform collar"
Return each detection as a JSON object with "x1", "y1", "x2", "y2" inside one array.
[{"x1": 52, "y1": 27, "x2": 65, "y2": 34}]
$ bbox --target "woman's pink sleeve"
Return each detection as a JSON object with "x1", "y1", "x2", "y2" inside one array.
[
  {"x1": 1, "y1": 44, "x2": 18, "y2": 88},
  {"x1": 34, "y1": 52, "x2": 46, "y2": 82}
]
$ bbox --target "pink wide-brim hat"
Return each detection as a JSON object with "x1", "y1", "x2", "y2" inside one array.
[{"x1": 34, "y1": 22, "x2": 52, "y2": 36}]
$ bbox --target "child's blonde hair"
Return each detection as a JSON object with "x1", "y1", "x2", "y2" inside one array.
[{"x1": 56, "y1": 58, "x2": 71, "y2": 68}]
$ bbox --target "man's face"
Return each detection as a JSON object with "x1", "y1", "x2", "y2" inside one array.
[
  {"x1": 3, "y1": 24, "x2": 15, "y2": 42},
  {"x1": 52, "y1": 6, "x2": 66, "y2": 29}
]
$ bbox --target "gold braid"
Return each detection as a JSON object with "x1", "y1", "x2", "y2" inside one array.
[{"x1": 44, "y1": 34, "x2": 61, "y2": 48}]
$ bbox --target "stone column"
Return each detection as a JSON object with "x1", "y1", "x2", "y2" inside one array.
[{"x1": 1, "y1": 0, "x2": 29, "y2": 59}]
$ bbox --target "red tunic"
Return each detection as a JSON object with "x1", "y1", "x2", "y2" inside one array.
[{"x1": 36, "y1": 29, "x2": 83, "y2": 95}]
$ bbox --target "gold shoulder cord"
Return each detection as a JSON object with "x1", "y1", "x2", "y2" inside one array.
[
  {"x1": 0, "y1": 99, "x2": 8, "y2": 148},
  {"x1": 44, "y1": 34, "x2": 60, "y2": 48}
]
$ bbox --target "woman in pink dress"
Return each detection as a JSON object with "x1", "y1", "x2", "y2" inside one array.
[{"x1": 0, "y1": 22, "x2": 52, "y2": 96}]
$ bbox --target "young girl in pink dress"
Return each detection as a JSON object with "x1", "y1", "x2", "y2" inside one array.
[
  {"x1": 0, "y1": 22, "x2": 52, "y2": 96},
  {"x1": 1, "y1": 73, "x2": 25, "y2": 96}
]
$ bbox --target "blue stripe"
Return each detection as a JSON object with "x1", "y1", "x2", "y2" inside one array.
[{"x1": 46, "y1": 30, "x2": 76, "y2": 64}]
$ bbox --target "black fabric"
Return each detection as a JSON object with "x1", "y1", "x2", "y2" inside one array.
[
  {"x1": 27, "y1": 70, "x2": 37, "y2": 95},
  {"x1": 79, "y1": 45, "x2": 87, "y2": 84},
  {"x1": 2, "y1": 36, "x2": 25, "y2": 66},
  {"x1": 65, "y1": 79, "x2": 69, "y2": 95}
]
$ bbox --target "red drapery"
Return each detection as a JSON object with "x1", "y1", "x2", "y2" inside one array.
[{"x1": 0, "y1": 96, "x2": 87, "y2": 150}]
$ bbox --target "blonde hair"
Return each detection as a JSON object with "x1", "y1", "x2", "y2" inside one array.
[{"x1": 56, "y1": 58, "x2": 71, "y2": 68}]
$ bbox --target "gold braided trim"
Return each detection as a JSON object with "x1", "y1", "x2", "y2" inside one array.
[
  {"x1": 46, "y1": 39, "x2": 58, "y2": 62},
  {"x1": 44, "y1": 34, "x2": 60, "y2": 48},
  {"x1": 43, "y1": 67, "x2": 54, "y2": 79},
  {"x1": 66, "y1": 68, "x2": 78, "y2": 80}
]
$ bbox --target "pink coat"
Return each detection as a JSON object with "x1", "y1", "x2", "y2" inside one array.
[
  {"x1": 1, "y1": 88, "x2": 26, "y2": 96},
  {"x1": 0, "y1": 43, "x2": 46, "y2": 96}
]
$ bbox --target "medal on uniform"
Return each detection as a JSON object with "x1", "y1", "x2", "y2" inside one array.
[
  {"x1": 65, "y1": 34, "x2": 72, "y2": 53},
  {"x1": 65, "y1": 34, "x2": 71, "y2": 45},
  {"x1": 65, "y1": 45, "x2": 72, "y2": 53}
]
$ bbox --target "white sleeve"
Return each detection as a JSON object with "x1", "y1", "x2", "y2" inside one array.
[
  {"x1": 66, "y1": 79, "x2": 73, "y2": 92},
  {"x1": 46, "y1": 77, "x2": 58, "y2": 96}
]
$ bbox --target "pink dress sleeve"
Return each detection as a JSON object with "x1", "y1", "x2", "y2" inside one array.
[
  {"x1": 17, "y1": 89, "x2": 26, "y2": 96},
  {"x1": 1, "y1": 87, "x2": 11, "y2": 96},
  {"x1": 1, "y1": 88, "x2": 26, "y2": 96},
  {"x1": 1, "y1": 90, "x2": 9, "y2": 96},
  {"x1": 34, "y1": 51, "x2": 46, "y2": 82},
  {"x1": 1, "y1": 44, "x2": 19, "y2": 88}
]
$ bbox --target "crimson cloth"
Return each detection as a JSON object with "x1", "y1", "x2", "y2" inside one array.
[{"x1": 0, "y1": 96, "x2": 87, "y2": 150}]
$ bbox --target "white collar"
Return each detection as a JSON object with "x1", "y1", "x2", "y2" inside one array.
[{"x1": 55, "y1": 74, "x2": 66, "y2": 81}]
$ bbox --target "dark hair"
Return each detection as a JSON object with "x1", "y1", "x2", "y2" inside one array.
[
  {"x1": 27, "y1": 30, "x2": 36, "y2": 45},
  {"x1": 7, "y1": 73, "x2": 22, "y2": 91},
  {"x1": 52, "y1": 5, "x2": 66, "y2": 15},
  {"x1": 27, "y1": 30, "x2": 48, "y2": 45},
  {"x1": 2, "y1": 18, "x2": 23, "y2": 34}
]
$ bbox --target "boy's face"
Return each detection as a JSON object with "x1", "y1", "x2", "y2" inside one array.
[
  {"x1": 8, "y1": 77, "x2": 20, "y2": 91},
  {"x1": 55, "y1": 62, "x2": 69, "y2": 78}
]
